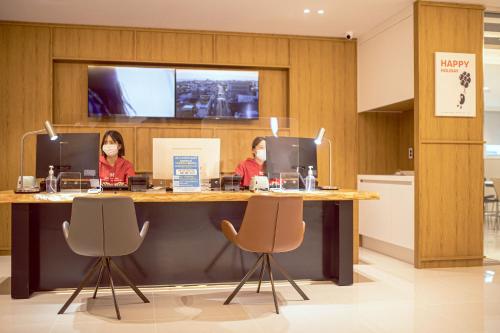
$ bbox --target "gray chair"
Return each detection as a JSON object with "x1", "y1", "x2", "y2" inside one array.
[{"x1": 58, "y1": 197, "x2": 150, "y2": 320}]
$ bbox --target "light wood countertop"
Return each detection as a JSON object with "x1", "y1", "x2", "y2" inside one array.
[{"x1": 0, "y1": 189, "x2": 379, "y2": 204}]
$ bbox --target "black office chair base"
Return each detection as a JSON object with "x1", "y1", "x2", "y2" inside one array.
[
  {"x1": 58, "y1": 257, "x2": 150, "y2": 320},
  {"x1": 224, "y1": 253, "x2": 309, "y2": 314}
]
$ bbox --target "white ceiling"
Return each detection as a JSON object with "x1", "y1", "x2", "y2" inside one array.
[{"x1": 0, "y1": 0, "x2": 498, "y2": 38}]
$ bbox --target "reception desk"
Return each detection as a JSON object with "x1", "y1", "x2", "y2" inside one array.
[{"x1": 0, "y1": 190, "x2": 378, "y2": 299}]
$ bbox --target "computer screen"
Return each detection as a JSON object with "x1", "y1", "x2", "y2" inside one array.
[
  {"x1": 175, "y1": 69, "x2": 259, "y2": 119},
  {"x1": 88, "y1": 65, "x2": 176, "y2": 118},
  {"x1": 36, "y1": 133, "x2": 100, "y2": 179},
  {"x1": 265, "y1": 137, "x2": 318, "y2": 179},
  {"x1": 152, "y1": 138, "x2": 221, "y2": 180}
]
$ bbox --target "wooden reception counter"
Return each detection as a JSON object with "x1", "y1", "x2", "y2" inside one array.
[
  {"x1": 0, "y1": 189, "x2": 378, "y2": 203},
  {"x1": 0, "y1": 189, "x2": 378, "y2": 299}
]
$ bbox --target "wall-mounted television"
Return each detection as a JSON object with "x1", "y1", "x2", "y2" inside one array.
[
  {"x1": 88, "y1": 65, "x2": 175, "y2": 118},
  {"x1": 175, "y1": 69, "x2": 259, "y2": 119}
]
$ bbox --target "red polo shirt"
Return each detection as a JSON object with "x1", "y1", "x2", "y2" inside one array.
[
  {"x1": 99, "y1": 155, "x2": 136, "y2": 183},
  {"x1": 235, "y1": 158, "x2": 264, "y2": 187}
]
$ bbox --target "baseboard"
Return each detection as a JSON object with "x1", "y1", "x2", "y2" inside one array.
[
  {"x1": 360, "y1": 235, "x2": 414, "y2": 264},
  {"x1": 0, "y1": 250, "x2": 11, "y2": 256}
]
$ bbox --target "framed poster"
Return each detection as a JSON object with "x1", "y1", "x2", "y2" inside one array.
[
  {"x1": 172, "y1": 155, "x2": 201, "y2": 193},
  {"x1": 435, "y1": 52, "x2": 476, "y2": 117}
]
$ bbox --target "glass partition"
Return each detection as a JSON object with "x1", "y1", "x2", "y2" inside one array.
[{"x1": 483, "y1": 11, "x2": 500, "y2": 261}]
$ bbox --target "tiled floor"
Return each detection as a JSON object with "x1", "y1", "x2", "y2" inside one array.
[{"x1": 1, "y1": 249, "x2": 500, "y2": 333}]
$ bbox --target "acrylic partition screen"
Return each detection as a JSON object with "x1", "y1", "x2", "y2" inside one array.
[
  {"x1": 199, "y1": 117, "x2": 313, "y2": 190},
  {"x1": 484, "y1": 12, "x2": 500, "y2": 182}
]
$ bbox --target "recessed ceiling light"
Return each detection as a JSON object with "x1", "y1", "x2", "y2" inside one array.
[
  {"x1": 304, "y1": 8, "x2": 311, "y2": 14},
  {"x1": 318, "y1": 9, "x2": 325, "y2": 14}
]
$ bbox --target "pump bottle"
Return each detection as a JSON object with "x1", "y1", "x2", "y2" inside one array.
[
  {"x1": 305, "y1": 166, "x2": 316, "y2": 192},
  {"x1": 46, "y1": 165, "x2": 57, "y2": 193}
]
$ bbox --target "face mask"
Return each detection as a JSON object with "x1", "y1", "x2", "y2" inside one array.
[
  {"x1": 103, "y1": 144, "x2": 119, "y2": 157},
  {"x1": 255, "y1": 149, "x2": 266, "y2": 162}
]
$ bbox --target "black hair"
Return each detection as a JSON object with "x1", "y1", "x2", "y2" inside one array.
[
  {"x1": 101, "y1": 130, "x2": 125, "y2": 157},
  {"x1": 252, "y1": 137, "x2": 265, "y2": 150}
]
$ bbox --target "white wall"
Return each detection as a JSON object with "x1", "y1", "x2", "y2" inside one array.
[
  {"x1": 485, "y1": 159, "x2": 500, "y2": 179},
  {"x1": 357, "y1": 6, "x2": 414, "y2": 112},
  {"x1": 485, "y1": 111, "x2": 500, "y2": 145}
]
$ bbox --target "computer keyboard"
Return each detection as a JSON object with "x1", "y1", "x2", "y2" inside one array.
[{"x1": 101, "y1": 183, "x2": 129, "y2": 191}]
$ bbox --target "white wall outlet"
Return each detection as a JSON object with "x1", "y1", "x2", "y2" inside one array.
[{"x1": 408, "y1": 147, "x2": 414, "y2": 160}]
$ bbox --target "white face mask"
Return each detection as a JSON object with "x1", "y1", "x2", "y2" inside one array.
[
  {"x1": 255, "y1": 149, "x2": 266, "y2": 162},
  {"x1": 103, "y1": 144, "x2": 119, "y2": 157}
]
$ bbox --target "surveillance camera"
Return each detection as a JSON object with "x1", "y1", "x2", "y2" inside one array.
[{"x1": 345, "y1": 31, "x2": 354, "y2": 40}]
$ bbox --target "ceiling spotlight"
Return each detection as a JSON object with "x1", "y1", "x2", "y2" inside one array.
[
  {"x1": 318, "y1": 9, "x2": 325, "y2": 14},
  {"x1": 304, "y1": 8, "x2": 311, "y2": 14}
]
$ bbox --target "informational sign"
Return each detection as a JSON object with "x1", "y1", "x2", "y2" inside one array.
[
  {"x1": 435, "y1": 52, "x2": 476, "y2": 117},
  {"x1": 172, "y1": 156, "x2": 201, "y2": 192}
]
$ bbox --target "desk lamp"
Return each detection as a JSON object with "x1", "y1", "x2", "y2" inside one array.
[
  {"x1": 270, "y1": 117, "x2": 279, "y2": 137},
  {"x1": 16, "y1": 120, "x2": 58, "y2": 193}
]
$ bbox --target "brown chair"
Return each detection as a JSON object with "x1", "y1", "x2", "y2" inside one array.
[{"x1": 221, "y1": 195, "x2": 309, "y2": 314}]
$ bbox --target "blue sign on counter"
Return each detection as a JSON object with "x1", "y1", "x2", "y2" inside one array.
[{"x1": 173, "y1": 156, "x2": 201, "y2": 192}]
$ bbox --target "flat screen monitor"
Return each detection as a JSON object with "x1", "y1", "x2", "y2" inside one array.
[
  {"x1": 152, "y1": 138, "x2": 221, "y2": 180},
  {"x1": 36, "y1": 133, "x2": 100, "y2": 179},
  {"x1": 175, "y1": 69, "x2": 259, "y2": 119},
  {"x1": 88, "y1": 65, "x2": 175, "y2": 118},
  {"x1": 265, "y1": 137, "x2": 318, "y2": 180}
]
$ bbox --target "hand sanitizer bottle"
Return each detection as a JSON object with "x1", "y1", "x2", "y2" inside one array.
[
  {"x1": 305, "y1": 166, "x2": 316, "y2": 192},
  {"x1": 46, "y1": 165, "x2": 57, "y2": 193}
]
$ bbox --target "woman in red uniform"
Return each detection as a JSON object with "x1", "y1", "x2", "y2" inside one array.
[
  {"x1": 235, "y1": 137, "x2": 266, "y2": 187},
  {"x1": 99, "y1": 130, "x2": 135, "y2": 184}
]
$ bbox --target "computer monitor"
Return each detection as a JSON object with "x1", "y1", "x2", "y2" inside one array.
[
  {"x1": 265, "y1": 136, "x2": 318, "y2": 179},
  {"x1": 36, "y1": 133, "x2": 100, "y2": 179},
  {"x1": 152, "y1": 138, "x2": 221, "y2": 180}
]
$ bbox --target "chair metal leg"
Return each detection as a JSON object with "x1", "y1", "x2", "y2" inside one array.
[
  {"x1": 108, "y1": 258, "x2": 150, "y2": 303},
  {"x1": 224, "y1": 254, "x2": 264, "y2": 305},
  {"x1": 93, "y1": 259, "x2": 105, "y2": 299},
  {"x1": 58, "y1": 258, "x2": 102, "y2": 315},
  {"x1": 105, "y1": 258, "x2": 121, "y2": 320},
  {"x1": 266, "y1": 254, "x2": 279, "y2": 314},
  {"x1": 268, "y1": 254, "x2": 310, "y2": 301},
  {"x1": 256, "y1": 254, "x2": 267, "y2": 293}
]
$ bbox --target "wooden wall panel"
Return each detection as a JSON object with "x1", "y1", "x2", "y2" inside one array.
[
  {"x1": 358, "y1": 110, "x2": 414, "y2": 175},
  {"x1": 418, "y1": 144, "x2": 483, "y2": 266},
  {"x1": 414, "y1": 2, "x2": 484, "y2": 268},
  {"x1": 136, "y1": 31, "x2": 214, "y2": 63},
  {"x1": 215, "y1": 35, "x2": 289, "y2": 67},
  {"x1": 417, "y1": 7, "x2": 484, "y2": 142},
  {"x1": 290, "y1": 39, "x2": 357, "y2": 188},
  {"x1": 0, "y1": 205, "x2": 10, "y2": 253},
  {"x1": 0, "y1": 24, "x2": 52, "y2": 254},
  {"x1": 53, "y1": 62, "x2": 88, "y2": 124},
  {"x1": 358, "y1": 112, "x2": 401, "y2": 175},
  {"x1": 399, "y1": 109, "x2": 414, "y2": 171},
  {"x1": 52, "y1": 27, "x2": 135, "y2": 60}
]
